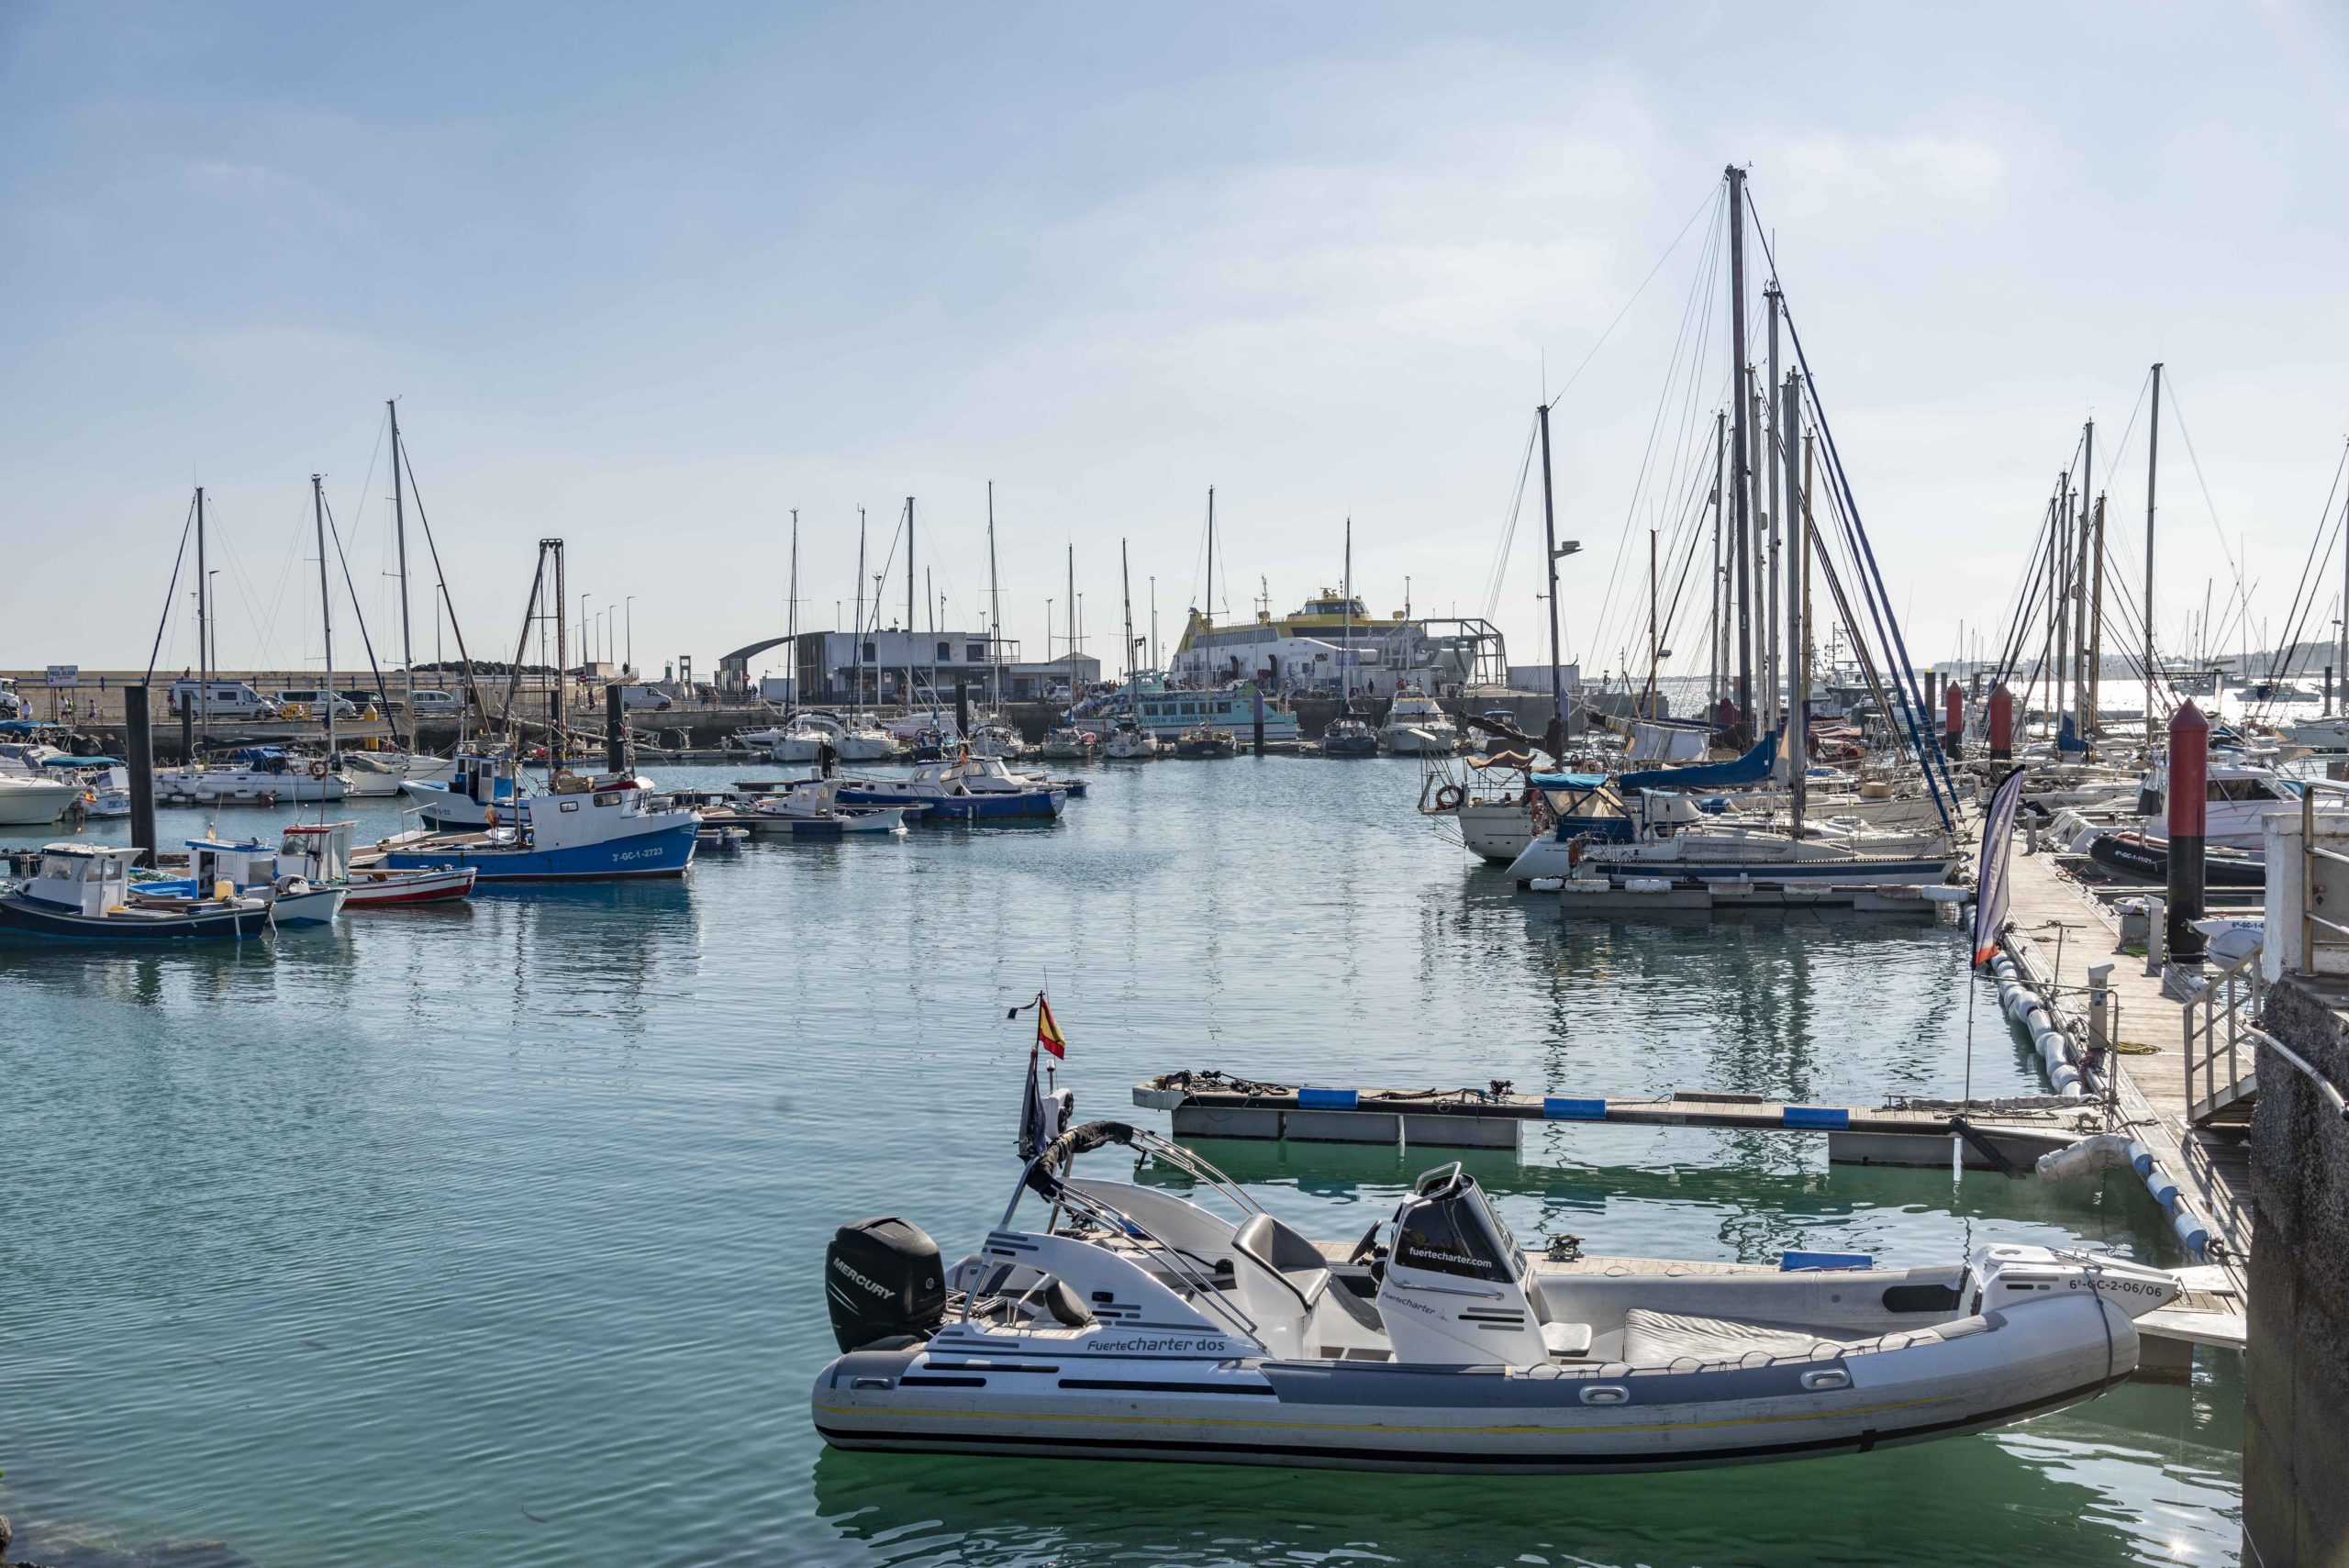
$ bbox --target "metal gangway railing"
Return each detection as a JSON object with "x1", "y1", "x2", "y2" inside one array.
[
  {"x1": 2184, "y1": 940, "x2": 2264, "y2": 1126},
  {"x1": 2300, "y1": 779, "x2": 2349, "y2": 973}
]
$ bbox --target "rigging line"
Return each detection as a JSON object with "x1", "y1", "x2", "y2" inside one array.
[
  {"x1": 1476, "y1": 414, "x2": 1541, "y2": 624},
  {"x1": 2161, "y1": 374, "x2": 2252, "y2": 606},
  {"x1": 1586, "y1": 225, "x2": 1724, "y2": 673},
  {"x1": 1543, "y1": 182, "x2": 1720, "y2": 410},
  {"x1": 395, "y1": 435, "x2": 490, "y2": 732},
  {"x1": 1758, "y1": 246, "x2": 1958, "y2": 822},
  {"x1": 318, "y1": 491, "x2": 397, "y2": 728},
  {"x1": 142, "y1": 491, "x2": 201, "y2": 688},
  {"x1": 2253, "y1": 439, "x2": 2349, "y2": 696}
]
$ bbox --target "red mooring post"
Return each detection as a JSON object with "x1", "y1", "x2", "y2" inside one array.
[
  {"x1": 1987, "y1": 684, "x2": 2013, "y2": 760},
  {"x1": 2166, "y1": 699, "x2": 2210, "y2": 964},
  {"x1": 1943, "y1": 682, "x2": 1965, "y2": 759}
]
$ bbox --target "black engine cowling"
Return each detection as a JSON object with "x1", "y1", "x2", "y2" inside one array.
[{"x1": 826, "y1": 1217, "x2": 946, "y2": 1352}]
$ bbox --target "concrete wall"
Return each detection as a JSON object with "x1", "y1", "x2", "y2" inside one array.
[{"x1": 2243, "y1": 974, "x2": 2349, "y2": 1567}]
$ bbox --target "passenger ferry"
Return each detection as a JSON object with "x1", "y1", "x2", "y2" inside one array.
[{"x1": 1116, "y1": 673, "x2": 1301, "y2": 743}]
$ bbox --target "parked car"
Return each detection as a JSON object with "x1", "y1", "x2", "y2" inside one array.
[
  {"x1": 408, "y1": 688, "x2": 462, "y2": 715},
  {"x1": 618, "y1": 684, "x2": 674, "y2": 712},
  {"x1": 168, "y1": 680, "x2": 276, "y2": 719},
  {"x1": 0, "y1": 678, "x2": 19, "y2": 720},
  {"x1": 272, "y1": 688, "x2": 361, "y2": 719}
]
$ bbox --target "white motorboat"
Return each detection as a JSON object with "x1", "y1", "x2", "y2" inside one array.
[
  {"x1": 338, "y1": 751, "x2": 417, "y2": 796},
  {"x1": 2281, "y1": 715, "x2": 2349, "y2": 751},
  {"x1": 746, "y1": 778, "x2": 911, "y2": 836},
  {"x1": 813, "y1": 1119, "x2": 2176, "y2": 1473},
  {"x1": 1380, "y1": 689, "x2": 1460, "y2": 754},
  {"x1": 771, "y1": 711, "x2": 898, "y2": 762},
  {"x1": 0, "y1": 773, "x2": 82, "y2": 826},
  {"x1": 2137, "y1": 755, "x2": 2300, "y2": 855}
]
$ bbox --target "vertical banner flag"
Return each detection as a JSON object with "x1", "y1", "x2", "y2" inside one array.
[
  {"x1": 1035, "y1": 995, "x2": 1066, "y2": 1060},
  {"x1": 1972, "y1": 767, "x2": 2027, "y2": 967}
]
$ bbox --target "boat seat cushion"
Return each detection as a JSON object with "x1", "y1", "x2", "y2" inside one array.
[
  {"x1": 1233, "y1": 1212, "x2": 1332, "y2": 1309},
  {"x1": 1620, "y1": 1309, "x2": 1842, "y2": 1366},
  {"x1": 1541, "y1": 1321, "x2": 1593, "y2": 1359}
]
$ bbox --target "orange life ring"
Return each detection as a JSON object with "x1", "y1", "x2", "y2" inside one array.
[
  {"x1": 309, "y1": 761, "x2": 328, "y2": 778},
  {"x1": 1433, "y1": 783, "x2": 1465, "y2": 811}
]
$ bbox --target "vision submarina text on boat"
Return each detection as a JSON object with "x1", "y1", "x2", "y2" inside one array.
[{"x1": 812, "y1": 1109, "x2": 2178, "y2": 1473}]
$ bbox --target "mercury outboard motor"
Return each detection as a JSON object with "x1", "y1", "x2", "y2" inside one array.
[{"x1": 826, "y1": 1217, "x2": 946, "y2": 1352}]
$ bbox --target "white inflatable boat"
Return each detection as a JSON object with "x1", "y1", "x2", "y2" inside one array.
[{"x1": 812, "y1": 1121, "x2": 2178, "y2": 1473}]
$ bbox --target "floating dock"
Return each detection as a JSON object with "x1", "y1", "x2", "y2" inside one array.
[
  {"x1": 1132, "y1": 1073, "x2": 2085, "y2": 1170},
  {"x1": 1552, "y1": 878, "x2": 1964, "y2": 917}
]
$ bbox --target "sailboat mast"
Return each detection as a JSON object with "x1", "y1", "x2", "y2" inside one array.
[
  {"x1": 1120, "y1": 538, "x2": 1135, "y2": 687},
  {"x1": 195, "y1": 485, "x2": 210, "y2": 749},
  {"x1": 1726, "y1": 165, "x2": 1753, "y2": 742},
  {"x1": 1765, "y1": 282, "x2": 1782, "y2": 741},
  {"x1": 926, "y1": 566, "x2": 937, "y2": 705},
  {"x1": 1203, "y1": 486, "x2": 1216, "y2": 684},
  {"x1": 905, "y1": 496, "x2": 916, "y2": 715},
  {"x1": 1341, "y1": 517, "x2": 1353, "y2": 704},
  {"x1": 1709, "y1": 411, "x2": 1724, "y2": 718},
  {"x1": 551, "y1": 539, "x2": 567, "y2": 775},
  {"x1": 987, "y1": 483, "x2": 1002, "y2": 711},
  {"x1": 2340, "y1": 444, "x2": 2349, "y2": 716},
  {"x1": 786, "y1": 507, "x2": 799, "y2": 709},
  {"x1": 312, "y1": 473, "x2": 337, "y2": 761},
  {"x1": 2144, "y1": 363, "x2": 2163, "y2": 748},
  {"x1": 1066, "y1": 544, "x2": 1076, "y2": 704},
  {"x1": 1537, "y1": 402, "x2": 1564, "y2": 756},
  {"x1": 389, "y1": 400, "x2": 414, "y2": 750},
  {"x1": 2076, "y1": 419, "x2": 2094, "y2": 733},
  {"x1": 1645, "y1": 528, "x2": 1659, "y2": 719},
  {"x1": 852, "y1": 509, "x2": 866, "y2": 715}
]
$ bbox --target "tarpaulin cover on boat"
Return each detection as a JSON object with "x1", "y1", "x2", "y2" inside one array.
[{"x1": 1615, "y1": 728, "x2": 1779, "y2": 795}]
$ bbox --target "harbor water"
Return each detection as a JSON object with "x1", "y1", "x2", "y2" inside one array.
[{"x1": 2, "y1": 759, "x2": 2239, "y2": 1566}]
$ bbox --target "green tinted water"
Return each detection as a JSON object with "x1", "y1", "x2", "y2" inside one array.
[{"x1": 0, "y1": 760, "x2": 2238, "y2": 1565}]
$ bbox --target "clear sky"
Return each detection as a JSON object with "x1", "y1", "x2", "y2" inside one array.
[{"x1": 5, "y1": 3, "x2": 2346, "y2": 687}]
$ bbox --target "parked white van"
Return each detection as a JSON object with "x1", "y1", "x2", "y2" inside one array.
[
  {"x1": 0, "y1": 677, "x2": 19, "y2": 720},
  {"x1": 408, "y1": 688, "x2": 462, "y2": 715},
  {"x1": 618, "y1": 684, "x2": 674, "y2": 712},
  {"x1": 168, "y1": 680, "x2": 275, "y2": 718},
  {"x1": 273, "y1": 688, "x2": 361, "y2": 718}
]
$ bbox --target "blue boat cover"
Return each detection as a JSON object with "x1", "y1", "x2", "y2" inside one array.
[
  {"x1": 1616, "y1": 728, "x2": 1778, "y2": 795},
  {"x1": 1530, "y1": 771, "x2": 1609, "y2": 790}
]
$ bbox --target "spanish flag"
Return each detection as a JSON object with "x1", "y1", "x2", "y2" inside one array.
[{"x1": 1035, "y1": 995, "x2": 1067, "y2": 1060}]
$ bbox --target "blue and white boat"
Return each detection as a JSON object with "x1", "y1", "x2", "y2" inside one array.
[
  {"x1": 400, "y1": 751, "x2": 531, "y2": 829},
  {"x1": 838, "y1": 759, "x2": 1065, "y2": 820},
  {"x1": 139, "y1": 837, "x2": 348, "y2": 924},
  {"x1": 372, "y1": 770, "x2": 699, "y2": 882},
  {"x1": 0, "y1": 844, "x2": 270, "y2": 940}
]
